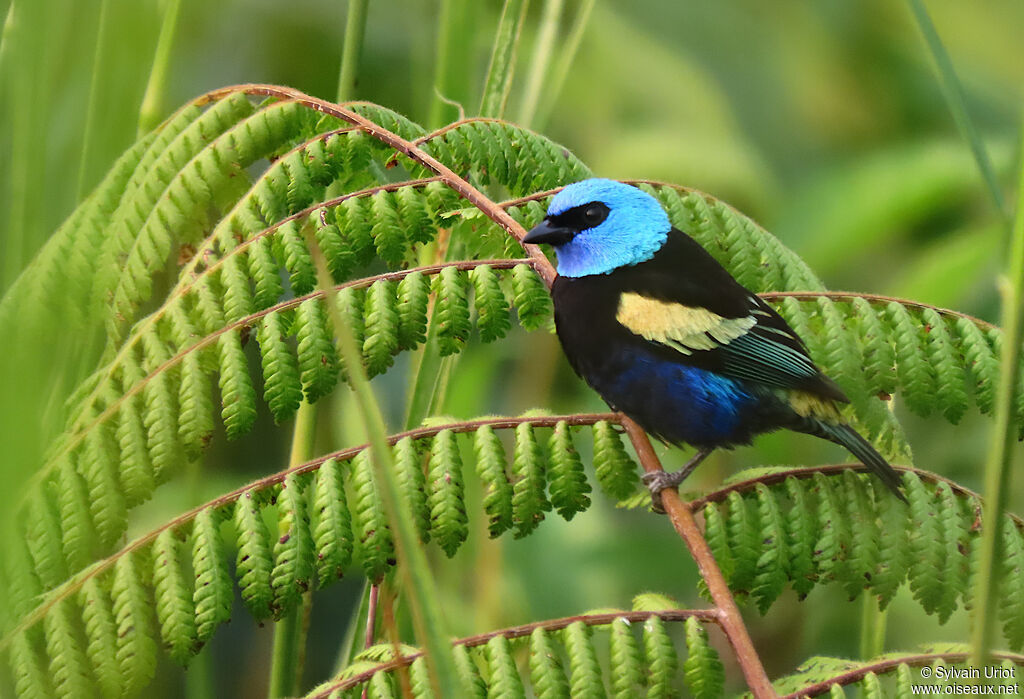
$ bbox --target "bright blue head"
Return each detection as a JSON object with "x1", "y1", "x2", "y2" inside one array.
[{"x1": 522, "y1": 179, "x2": 671, "y2": 277}]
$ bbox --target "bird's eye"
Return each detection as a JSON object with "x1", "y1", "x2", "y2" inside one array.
[{"x1": 582, "y1": 203, "x2": 609, "y2": 226}]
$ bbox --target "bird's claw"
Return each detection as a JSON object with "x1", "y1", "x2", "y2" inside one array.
[{"x1": 641, "y1": 470, "x2": 683, "y2": 514}]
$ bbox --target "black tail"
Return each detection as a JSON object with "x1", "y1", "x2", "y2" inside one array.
[{"x1": 802, "y1": 420, "x2": 907, "y2": 502}]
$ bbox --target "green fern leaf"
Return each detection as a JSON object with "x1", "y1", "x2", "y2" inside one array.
[
  {"x1": 609, "y1": 616, "x2": 643, "y2": 699},
  {"x1": 888, "y1": 302, "x2": 938, "y2": 416},
  {"x1": 116, "y1": 391, "x2": 158, "y2": 507},
  {"x1": 591, "y1": 421, "x2": 638, "y2": 501},
  {"x1": 547, "y1": 422, "x2": 591, "y2": 520},
  {"x1": 271, "y1": 473, "x2": 315, "y2": 617},
  {"x1": 311, "y1": 458, "x2": 354, "y2": 589},
  {"x1": 362, "y1": 280, "x2": 400, "y2": 376},
  {"x1": 426, "y1": 429, "x2": 468, "y2": 557},
  {"x1": 350, "y1": 451, "x2": 394, "y2": 581},
  {"x1": 26, "y1": 491, "x2": 69, "y2": 590},
  {"x1": 434, "y1": 266, "x2": 472, "y2": 356},
  {"x1": 315, "y1": 222, "x2": 354, "y2": 283},
  {"x1": 249, "y1": 235, "x2": 285, "y2": 309},
  {"x1": 44, "y1": 597, "x2": 95, "y2": 699},
  {"x1": 922, "y1": 309, "x2": 968, "y2": 423},
  {"x1": 906, "y1": 472, "x2": 948, "y2": 619},
  {"x1": 814, "y1": 473, "x2": 856, "y2": 597},
  {"x1": 454, "y1": 644, "x2": 488, "y2": 699},
  {"x1": 192, "y1": 508, "x2": 232, "y2": 643},
  {"x1": 295, "y1": 297, "x2": 342, "y2": 402},
  {"x1": 702, "y1": 503, "x2": 735, "y2": 585},
  {"x1": 564, "y1": 621, "x2": 602, "y2": 698},
  {"x1": 752, "y1": 483, "x2": 788, "y2": 613},
  {"x1": 851, "y1": 296, "x2": 897, "y2": 396},
  {"x1": 471, "y1": 265, "x2": 512, "y2": 343},
  {"x1": 682, "y1": 617, "x2": 724, "y2": 699},
  {"x1": 511, "y1": 264, "x2": 551, "y2": 332},
  {"x1": 726, "y1": 490, "x2": 760, "y2": 594},
  {"x1": 79, "y1": 578, "x2": 122, "y2": 699},
  {"x1": 784, "y1": 477, "x2": 817, "y2": 598},
  {"x1": 843, "y1": 471, "x2": 880, "y2": 600},
  {"x1": 409, "y1": 656, "x2": 436, "y2": 699},
  {"x1": 872, "y1": 478, "x2": 911, "y2": 608},
  {"x1": 336, "y1": 194, "x2": 376, "y2": 267},
  {"x1": 955, "y1": 316, "x2": 999, "y2": 415},
  {"x1": 152, "y1": 529, "x2": 199, "y2": 663},
  {"x1": 177, "y1": 351, "x2": 215, "y2": 461},
  {"x1": 370, "y1": 190, "x2": 407, "y2": 267},
  {"x1": 220, "y1": 253, "x2": 255, "y2": 324},
  {"x1": 233, "y1": 491, "x2": 275, "y2": 619},
  {"x1": 257, "y1": 310, "x2": 304, "y2": 423},
  {"x1": 396, "y1": 271, "x2": 430, "y2": 351},
  {"x1": 934, "y1": 482, "x2": 967, "y2": 623},
  {"x1": 473, "y1": 425, "x2": 514, "y2": 538},
  {"x1": 999, "y1": 517, "x2": 1024, "y2": 649},
  {"x1": 9, "y1": 630, "x2": 53, "y2": 699},
  {"x1": 529, "y1": 627, "x2": 570, "y2": 699},
  {"x1": 217, "y1": 331, "x2": 258, "y2": 439},
  {"x1": 485, "y1": 635, "x2": 526, "y2": 699},
  {"x1": 393, "y1": 437, "x2": 431, "y2": 543},
  {"x1": 55, "y1": 460, "x2": 98, "y2": 574},
  {"x1": 111, "y1": 554, "x2": 157, "y2": 694},
  {"x1": 81, "y1": 426, "x2": 127, "y2": 550},
  {"x1": 643, "y1": 615, "x2": 678, "y2": 698},
  {"x1": 396, "y1": 184, "x2": 436, "y2": 245},
  {"x1": 511, "y1": 422, "x2": 550, "y2": 538}
]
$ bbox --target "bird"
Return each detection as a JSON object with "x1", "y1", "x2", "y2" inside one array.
[{"x1": 521, "y1": 178, "x2": 906, "y2": 508}]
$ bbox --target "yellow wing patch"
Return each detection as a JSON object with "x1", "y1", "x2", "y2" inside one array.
[
  {"x1": 787, "y1": 390, "x2": 842, "y2": 421},
  {"x1": 616, "y1": 292, "x2": 756, "y2": 355}
]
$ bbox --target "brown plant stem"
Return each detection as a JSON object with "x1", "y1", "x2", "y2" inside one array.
[{"x1": 621, "y1": 418, "x2": 777, "y2": 699}]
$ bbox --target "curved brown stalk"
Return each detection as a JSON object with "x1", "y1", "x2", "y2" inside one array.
[
  {"x1": 305, "y1": 607, "x2": 720, "y2": 698},
  {"x1": 780, "y1": 650, "x2": 1024, "y2": 698},
  {"x1": 621, "y1": 420, "x2": 777, "y2": 698},
  {"x1": 0, "y1": 412, "x2": 619, "y2": 649}
]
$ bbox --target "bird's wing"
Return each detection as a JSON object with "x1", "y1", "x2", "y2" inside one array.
[{"x1": 615, "y1": 290, "x2": 849, "y2": 402}]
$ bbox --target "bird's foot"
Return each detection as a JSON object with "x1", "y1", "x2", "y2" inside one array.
[{"x1": 641, "y1": 449, "x2": 712, "y2": 514}]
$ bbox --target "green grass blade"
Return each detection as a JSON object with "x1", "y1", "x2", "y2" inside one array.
[
  {"x1": 137, "y1": 0, "x2": 181, "y2": 135},
  {"x1": 268, "y1": 401, "x2": 319, "y2": 698},
  {"x1": 336, "y1": 0, "x2": 368, "y2": 102},
  {"x1": 971, "y1": 114, "x2": 1024, "y2": 664},
  {"x1": 478, "y1": 0, "x2": 529, "y2": 118},
  {"x1": 517, "y1": 0, "x2": 563, "y2": 127},
  {"x1": 906, "y1": 0, "x2": 1009, "y2": 224},
  {"x1": 305, "y1": 230, "x2": 462, "y2": 696},
  {"x1": 532, "y1": 0, "x2": 595, "y2": 130}
]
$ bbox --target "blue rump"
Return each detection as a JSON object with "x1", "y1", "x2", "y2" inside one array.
[{"x1": 599, "y1": 349, "x2": 757, "y2": 447}]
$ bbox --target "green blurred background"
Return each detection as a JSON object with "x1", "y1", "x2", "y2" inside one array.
[{"x1": 1, "y1": 0, "x2": 1022, "y2": 695}]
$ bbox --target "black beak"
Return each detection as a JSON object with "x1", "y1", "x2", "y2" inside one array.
[{"x1": 523, "y1": 219, "x2": 575, "y2": 246}]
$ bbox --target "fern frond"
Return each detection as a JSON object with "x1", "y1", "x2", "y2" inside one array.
[
  {"x1": 3, "y1": 414, "x2": 629, "y2": 671},
  {"x1": 772, "y1": 649, "x2": 1024, "y2": 697},
  {"x1": 22, "y1": 259, "x2": 546, "y2": 590},
  {"x1": 687, "y1": 464, "x2": 1023, "y2": 638},
  {"x1": 302, "y1": 606, "x2": 719, "y2": 699}
]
